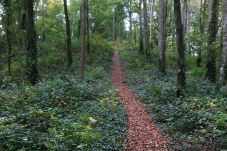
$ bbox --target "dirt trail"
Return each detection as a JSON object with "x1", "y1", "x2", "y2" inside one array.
[{"x1": 111, "y1": 51, "x2": 169, "y2": 151}]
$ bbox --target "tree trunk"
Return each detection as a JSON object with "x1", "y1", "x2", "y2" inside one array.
[
  {"x1": 182, "y1": 0, "x2": 190, "y2": 35},
  {"x1": 129, "y1": 0, "x2": 132, "y2": 44},
  {"x1": 174, "y1": 0, "x2": 186, "y2": 92},
  {"x1": 25, "y1": 0, "x2": 38, "y2": 85},
  {"x1": 158, "y1": 0, "x2": 167, "y2": 73},
  {"x1": 71, "y1": 5, "x2": 77, "y2": 38},
  {"x1": 219, "y1": 0, "x2": 227, "y2": 86},
  {"x1": 80, "y1": 0, "x2": 88, "y2": 79},
  {"x1": 149, "y1": 0, "x2": 155, "y2": 38},
  {"x1": 197, "y1": 0, "x2": 205, "y2": 67},
  {"x1": 5, "y1": 0, "x2": 12, "y2": 76},
  {"x1": 139, "y1": 0, "x2": 144, "y2": 53},
  {"x1": 143, "y1": 0, "x2": 151, "y2": 57},
  {"x1": 113, "y1": 3, "x2": 116, "y2": 41},
  {"x1": 205, "y1": 0, "x2": 219, "y2": 83},
  {"x1": 85, "y1": 0, "x2": 90, "y2": 54},
  {"x1": 63, "y1": 0, "x2": 73, "y2": 67},
  {"x1": 41, "y1": 0, "x2": 47, "y2": 41}
]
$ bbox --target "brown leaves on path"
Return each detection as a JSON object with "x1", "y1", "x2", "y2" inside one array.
[{"x1": 111, "y1": 51, "x2": 169, "y2": 151}]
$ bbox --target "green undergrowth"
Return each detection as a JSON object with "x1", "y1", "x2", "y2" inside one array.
[
  {"x1": 120, "y1": 49, "x2": 227, "y2": 151},
  {"x1": 0, "y1": 72, "x2": 126, "y2": 150}
]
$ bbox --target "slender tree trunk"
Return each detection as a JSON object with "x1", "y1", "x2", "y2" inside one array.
[
  {"x1": 63, "y1": 0, "x2": 73, "y2": 67},
  {"x1": 80, "y1": 0, "x2": 87, "y2": 79},
  {"x1": 219, "y1": 0, "x2": 227, "y2": 86},
  {"x1": 129, "y1": 0, "x2": 132, "y2": 44},
  {"x1": 112, "y1": 3, "x2": 116, "y2": 41},
  {"x1": 71, "y1": 6, "x2": 77, "y2": 38},
  {"x1": 197, "y1": 0, "x2": 205, "y2": 67},
  {"x1": 143, "y1": 0, "x2": 151, "y2": 57},
  {"x1": 139, "y1": 0, "x2": 144, "y2": 53},
  {"x1": 174, "y1": 0, "x2": 186, "y2": 92},
  {"x1": 182, "y1": 0, "x2": 190, "y2": 35},
  {"x1": 41, "y1": 0, "x2": 47, "y2": 41},
  {"x1": 25, "y1": 0, "x2": 38, "y2": 85},
  {"x1": 158, "y1": 0, "x2": 167, "y2": 73},
  {"x1": 205, "y1": 0, "x2": 219, "y2": 82},
  {"x1": 149, "y1": 0, "x2": 155, "y2": 39},
  {"x1": 5, "y1": 0, "x2": 12, "y2": 76},
  {"x1": 85, "y1": 0, "x2": 90, "y2": 54}
]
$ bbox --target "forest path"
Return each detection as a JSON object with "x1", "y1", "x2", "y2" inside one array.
[{"x1": 111, "y1": 51, "x2": 169, "y2": 151}]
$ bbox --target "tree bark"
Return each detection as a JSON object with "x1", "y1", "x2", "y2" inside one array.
[
  {"x1": 182, "y1": 0, "x2": 190, "y2": 35},
  {"x1": 80, "y1": 0, "x2": 88, "y2": 79},
  {"x1": 63, "y1": 0, "x2": 73, "y2": 67},
  {"x1": 158, "y1": 0, "x2": 167, "y2": 73},
  {"x1": 129, "y1": 0, "x2": 132, "y2": 44},
  {"x1": 143, "y1": 0, "x2": 151, "y2": 57},
  {"x1": 113, "y1": 3, "x2": 116, "y2": 41},
  {"x1": 205, "y1": 0, "x2": 219, "y2": 82},
  {"x1": 219, "y1": 0, "x2": 227, "y2": 86},
  {"x1": 174, "y1": 0, "x2": 186, "y2": 92},
  {"x1": 41, "y1": 0, "x2": 47, "y2": 41},
  {"x1": 149, "y1": 0, "x2": 155, "y2": 39},
  {"x1": 25, "y1": 0, "x2": 38, "y2": 85},
  {"x1": 139, "y1": 0, "x2": 144, "y2": 53},
  {"x1": 5, "y1": 0, "x2": 12, "y2": 76}
]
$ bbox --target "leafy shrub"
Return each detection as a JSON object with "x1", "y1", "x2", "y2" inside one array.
[
  {"x1": 88, "y1": 66, "x2": 105, "y2": 79},
  {"x1": 89, "y1": 33, "x2": 113, "y2": 64},
  {"x1": 187, "y1": 67, "x2": 207, "y2": 76}
]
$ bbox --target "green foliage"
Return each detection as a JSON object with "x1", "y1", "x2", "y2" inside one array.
[
  {"x1": 89, "y1": 33, "x2": 114, "y2": 63},
  {"x1": 120, "y1": 50, "x2": 227, "y2": 150},
  {"x1": 0, "y1": 73, "x2": 126, "y2": 151},
  {"x1": 187, "y1": 67, "x2": 207, "y2": 76},
  {"x1": 88, "y1": 66, "x2": 105, "y2": 79}
]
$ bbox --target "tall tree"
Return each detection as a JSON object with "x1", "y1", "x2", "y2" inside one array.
[
  {"x1": 197, "y1": 0, "x2": 207, "y2": 67},
  {"x1": 80, "y1": 0, "x2": 88, "y2": 79},
  {"x1": 158, "y1": 0, "x2": 167, "y2": 73},
  {"x1": 174, "y1": 0, "x2": 186, "y2": 92},
  {"x1": 219, "y1": 0, "x2": 227, "y2": 86},
  {"x1": 149, "y1": 0, "x2": 155, "y2": 39},
  {"x1": 128, "y1": 0, "x2": 132, "y2": 44},
  {"x1": 143, "y1": 0, "x2": 150, "y2": 57},
  {"x1": 63, "y1": 0, "x2": 73, "y2": 67},
  {"x1": 112, "y1": 3, "x2": 116, "y2": 41},
  {"x1": 205, "y1": 0, "x2": 219, "y2": 82},
  {"x1": 139, "y1": 0, "x2": 144, "y2": 53},
  {"x1": 182, "y1": 0, "x2": 190, "y2": 35},
  {"x1": 4, "y1": 0, "x2": 12, "y2": 76},
  {"x1": 41, "y1": 0, "x2": 47, "y2": 41},
  {"x1": 25, "y1": 0, "x2": 38, "y2": 85}
]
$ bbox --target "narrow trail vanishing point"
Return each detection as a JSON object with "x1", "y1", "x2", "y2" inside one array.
[{"x1": 111, "y1": 51, "x2": 169, "y2": 151}]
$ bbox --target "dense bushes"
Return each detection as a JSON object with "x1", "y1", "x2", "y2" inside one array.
[
  {"x1": 0, "y1": 73, "x2": 126, "y2": 151},
  {"x1": 120, "y1": 49, "x2": 227, "y2": 150}
]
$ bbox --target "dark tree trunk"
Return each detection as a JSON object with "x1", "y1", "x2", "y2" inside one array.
[
  {"x1": 63, "y1": 0, "x2": 73, "y2": 67},
  {"x1": 174, "y1": 0, "x2": 186, "y2": 92},
  {"x1": 25, "y1": 0, "x2": 38, "y2": 85},
  {"x1": 139, "y1": 0, "x2": 144, "y2": 54},
  {"x1": 5, "y1": 0, "x2": 12, "y2": 76},
  {"x1": 205, "y1": 0, "x2": 219, "y2": 83}
]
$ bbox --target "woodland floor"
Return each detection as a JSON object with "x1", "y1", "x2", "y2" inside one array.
[{"x1": 111, "y1": 51, "x2": 169, "y2": 151}]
